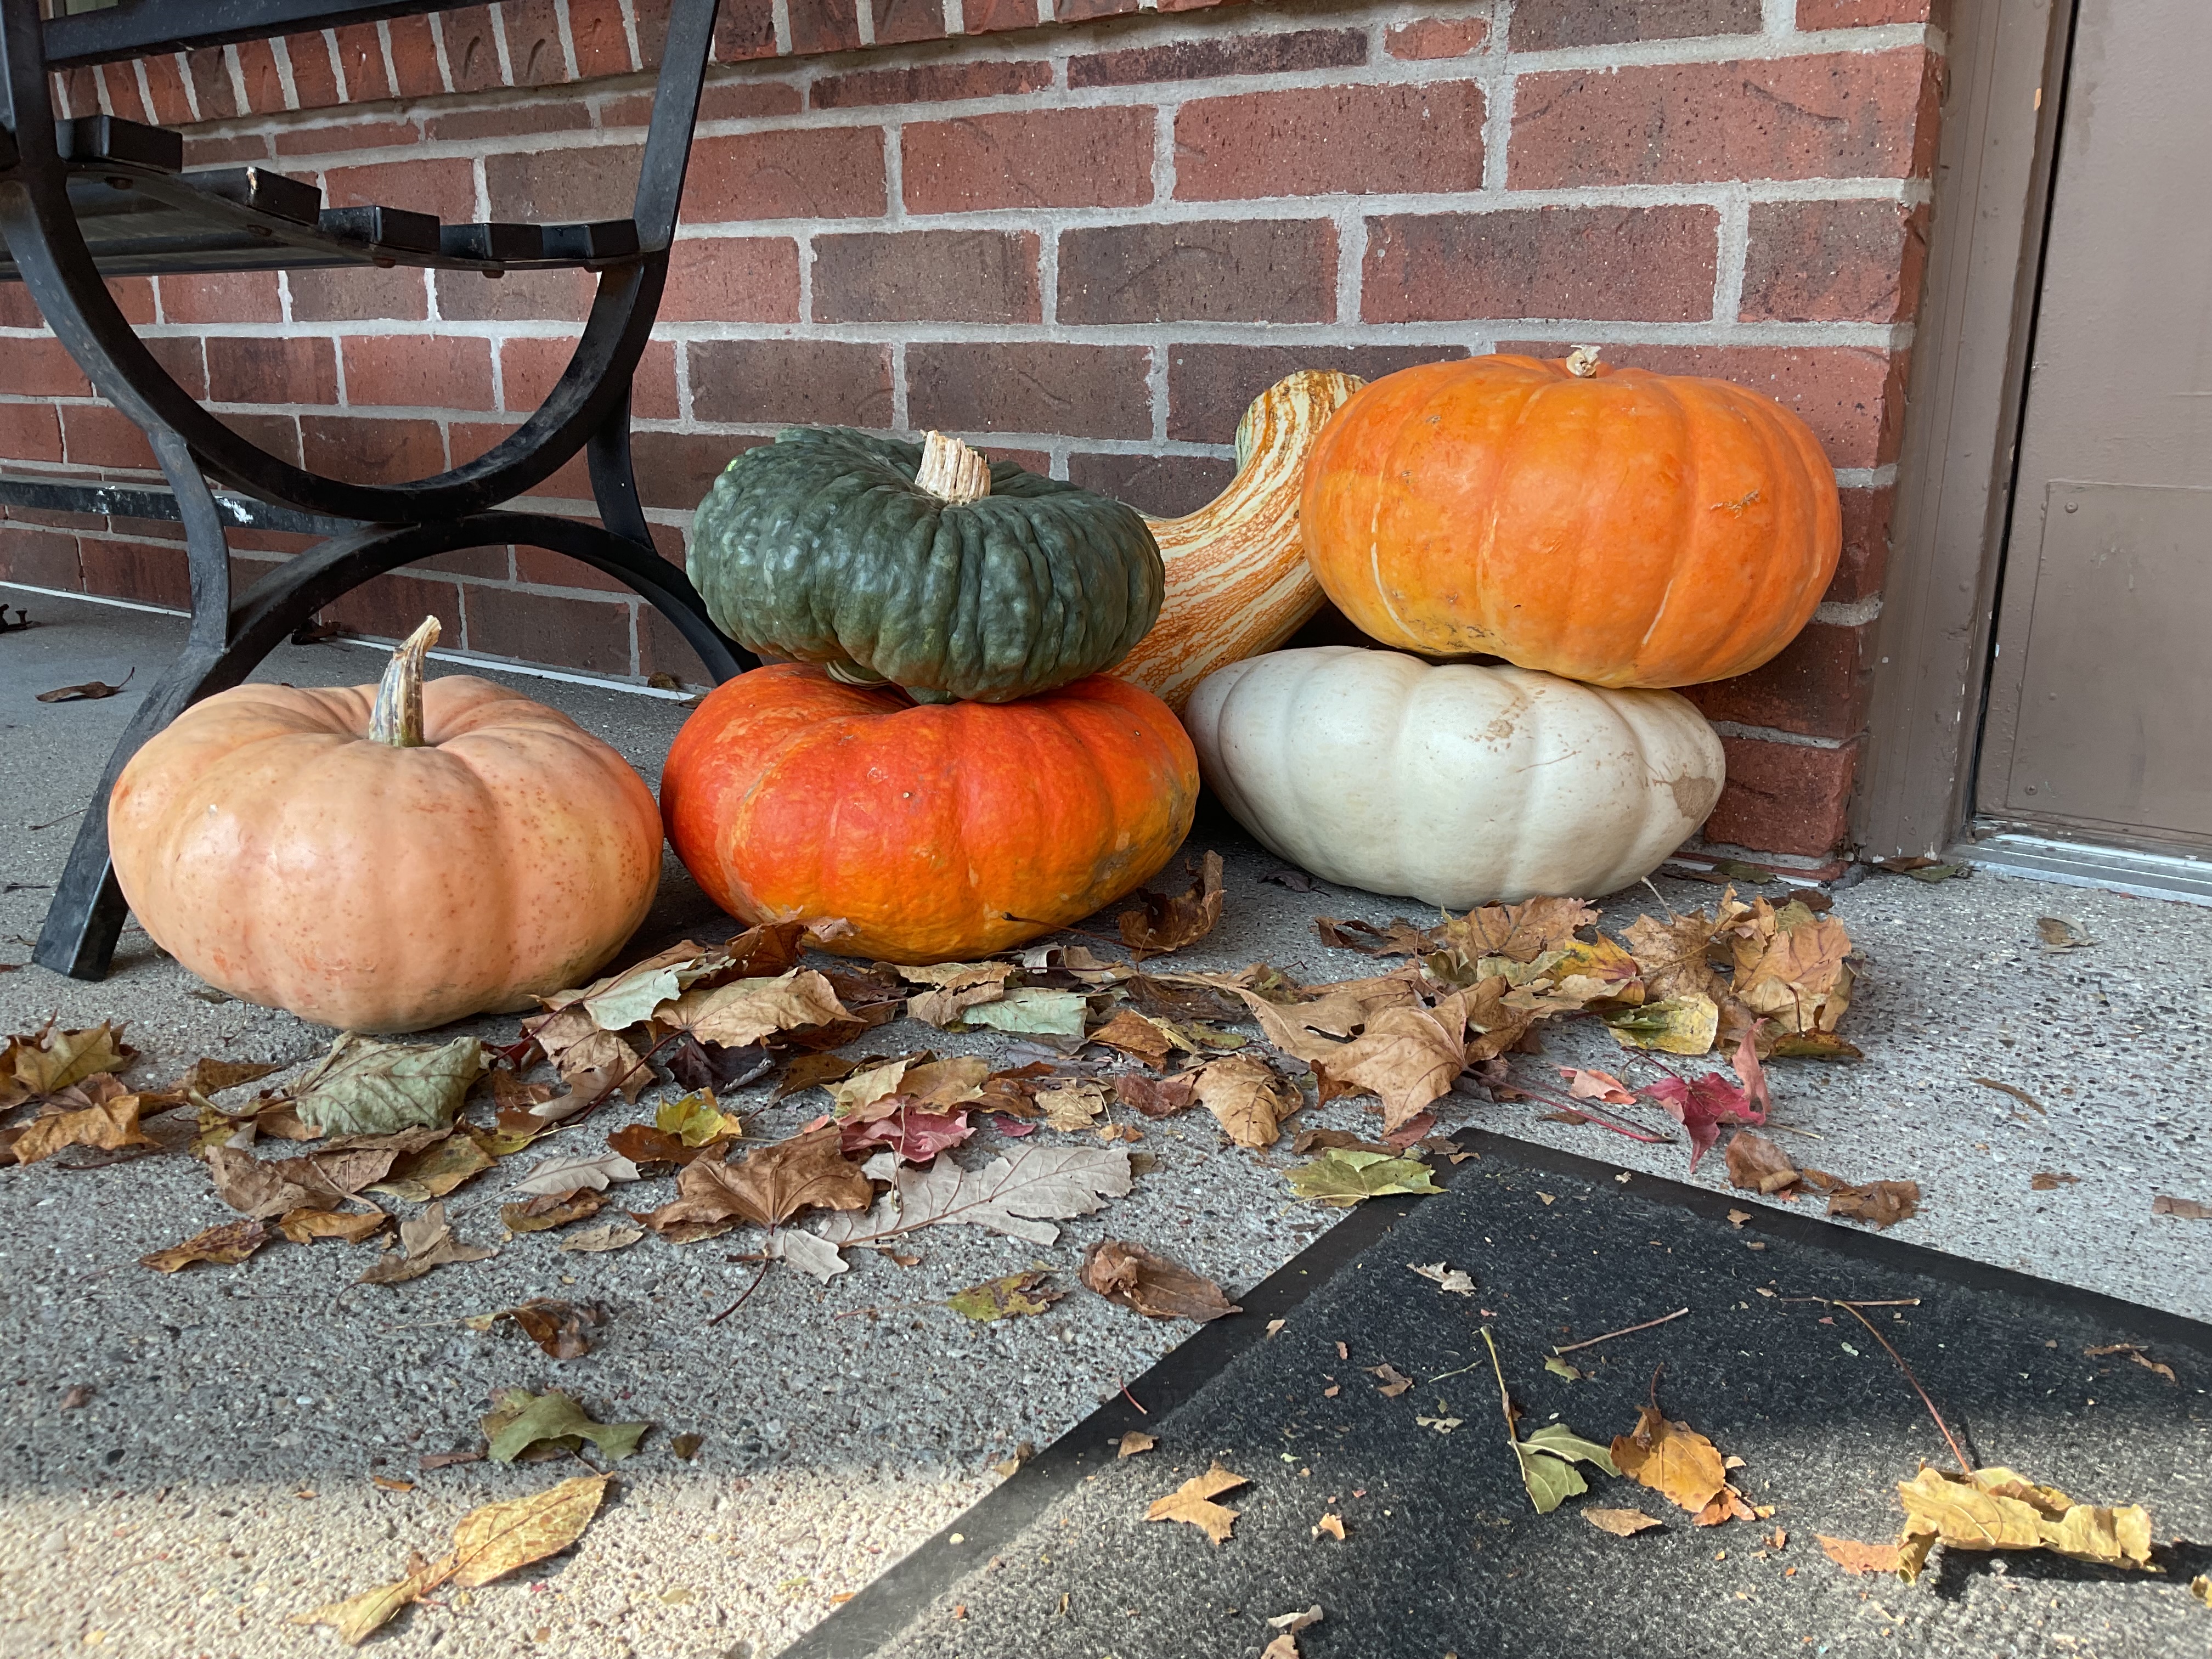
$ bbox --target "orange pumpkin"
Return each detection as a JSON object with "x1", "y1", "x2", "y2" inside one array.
[
  {"x1": 662, "y1": 664, "x2": 1197, "y2": 964},
  {"x1": 108, "y1": 619, "x2": 662, "y2": 1034},
  {"x1": 1300, "y1": 353, "x2": 1842, "y2": 688}
]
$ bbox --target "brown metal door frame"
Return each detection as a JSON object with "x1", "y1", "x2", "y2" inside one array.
[{"x1": 1854, "y1": 0, "x2": 2079, "y2": 859}]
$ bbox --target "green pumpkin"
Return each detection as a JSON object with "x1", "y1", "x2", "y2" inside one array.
[{"x1": 687, "y1": 426, "x2": 1164, "y2": 704}]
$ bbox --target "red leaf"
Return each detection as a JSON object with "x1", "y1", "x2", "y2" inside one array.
[
  {"x1": 838, "y1": 1106, "x2": 974, "y2": 1164},
  {"x1": 1640, "y1": 1067, "x2": 1765, "y2": 1173},
  {"x1": 991, "y1": 1114, "x2": 1038, "y2": 1138}
]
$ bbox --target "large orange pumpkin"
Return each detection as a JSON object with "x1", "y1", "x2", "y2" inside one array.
[
  {"x1": 662, "y1": 664, "x2": 1197, "y2": 964},
  {"x1": 1300, "y1": 353, "x2": 1842, "y2": 687},
  {"x1": 108, "y1": 619, "x2": 662, "y2": 1033}
]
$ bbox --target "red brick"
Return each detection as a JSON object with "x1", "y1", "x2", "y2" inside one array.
[
  {"x1": 1066, "y1": 453, "x2": 1235, "y2": 517},
  {"x1": 0, "y1": 288, "x2": 35, "y2": 328},
  {"x1": 146, "y1": 337, "x2": 209, "y2": 402},
  {"x1": 407, "y1": 544, "x2": 511, "y2": 579},
  {"x1": 1741, "y1": 199, "x2": 1927, "y2": 324},
  {"x1": 283, "y1": 32, "x2": 342, "y2": 110},
  {"x1": 502, "y1": 0, "x2": 572, "y2": 87},
  {"x1": 218, "y1": 412, "x2": 304, "y2": 467},
  {"x1": 686, "y1": 128, "x2": 888, "y2": 221},
  {"x1": 324, "y1": 158, "x2": 478, "y2": 225},
  {"x1": 1511, "y1": 50, "x2": 1936, "y2": 188},
  {"x1": 341, "y1": 336, "x2": 495, "y2": 410},
  {"x1": 909, "y1": 343, "x2": 1151, "y2": 440},
  {"x1": 1167, "y1": 343, "x2": 1468, "y2": 442},
  {"x1": 428, "y1": 101, "x2": 591, "y2": 143},
  {"x1": 439, "y1": 7, "x2": 506, "y2": 93},
  {"x1": 447, "y1": 419, "x2": 590, "y2": 501},
  {"x1": 81, "y1": 64, "x2": 132, "y2": 123},
  {"x1": 567, "y1": 0, "x2": 637, "y2": 80},
  {"x1": 1496, "y1": 342, "x2": 1906, "y2": 469},
  {"x1": 788, "y1": 0, "x2": 864, "y2": 54},
  {"x1": 1511, "y1": 0, "x2": 1760, "y2": 50},
  {"x1": 0, "y1": 338, "x2": 92, "y2": 399},
  {"x1": 660, "y1": 237, "x2": 803, "y2": 323},
  {"x1": 980, "y1": 447, "x2": 1051, "y2": 473},
  {"x1": 0, "y1": 524, "x2": 81, "y2": 589},
  {"x1": 1071, "y1": 29, "x2": 1365, "y2": 89},
  {"x1": 483, "y1": 144, "x2": 640, "y2": 224},
  {"x1": 207, "y1": 337, "x2": 338, "y2": 406},
  {"x1": 80, "y1": 538, "x2": 190, "y2": 610},
  {"x1": 714, "y1": 0, "x2": 780, "y2": 63},
  {"x1": 273, "y1": 118, "x2": 418, "y2": 156},
  {"x1": 503, "y1": 337, "x2": 678, "y2": 420},
  {"x1": 1682, "y1": 622, "x2": 1871, "y2": 739},
  {"x1": 640, "y1": 607, "x2": 715, "y2": 687},
  {"x1": 812, "y1": 60, "x2": 1052, "y2": 110},
  {"x1": 159, "y1": 272, "x2": 283, "y2": 325},
  {"x1": 1056, "y1": 0, "x2": 1142, "y2": 19},
  {"x1": 0, "y1": 403, "x2": 64, "y2": 465},
  {"x1": 287, "y1": 266, "x2": 432, "y2": 324},
  {"x1": 873, "y1": 0, "x2": 949, "y2": 46},
  {"x1": 436, "y1": 267, "x2": 597, "y2": 324},
  {"x1": 329, "y1": 571, "x2": 463, "y2": 643},
  {"x1": 1364, "y1": 206, "x2": 1718, "y2": 324},
  {"x1": 234, "y1": 40, "x2": 287, "y2": 112},
  {"x1": 331, "y1": 24, "x2": 394, "y2": 103},
  {"x1": 689, "y1": 340, "x2": 895, "y2": 427},
  {"x1": 134, "y1": 55, "x2": 193, "y2": 126},
  {"x1": 1062, "y1": 219, "x2": 1336, "y2": 324},
  {"x1": 1827, "y1": 487, "x2": 1890, "y2": 605},
  {"x1": 61, "y1": 404, "x2": 154, "y2": 470},
  {"x1": 636, "y1": 432, "x2": 765, "y2": 509},
  {"x1": 963, "y1": 0, "x2": 1041, "y2": 32},
  {"x1": 814, "y1": 230, "x2": 1041, "y2": 325},
  {"x1": 1798, "y1": 0, "x2": 1932, "y2": 22},
  {"x1": 1175, "y1": 83, "x2": 1486, "y2": 201},
  {"x1": 1157, "y1": 0, "x2": 1245, "y2": 13},
  {"x1": 385, "y1": 15, "x2": 448, "y2": 98},
  {"x1": 695, "y1": 81, "x2": 806, "y2": 121},
  {"x1": 1385, "y1": 17, "x2": 1491, "y2": 59},
  {"x1": 633, "y1": 0, "x2": 673, "y2": 65},
  {"x1": 516, "y1": 540, "x2": 635, "y2": 592},
  {"x1": 904, "y1": 109, "x2": 1153, "y2": 214},
  {"x1": 228, "y1": 528, "x2": 320, "y2": 556},
  {"x1": 467, "y1": 588, "x2": 632, "y2": 674},
  {"x1": 301, "y1": 416, "x2": 445, "y2": 483},
  {"x1": 1704, "y1": 736, "x2": 1860, "y2": 856},
  {"x1": 186, "y1": 47, "x2": 240, "y2": 121}
]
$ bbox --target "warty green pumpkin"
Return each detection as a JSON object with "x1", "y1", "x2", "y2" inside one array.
[{"x1": 689, "y1": 427, "x2": 1164, "y2": 704}]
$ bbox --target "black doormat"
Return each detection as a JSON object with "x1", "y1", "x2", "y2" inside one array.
[{"x1": 782, "y1": 1134, "x2": 2212, "y2": 1659}]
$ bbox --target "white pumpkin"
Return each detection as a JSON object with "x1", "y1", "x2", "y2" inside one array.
[{"x1": 1183, "y1": 647, "x2": 1725, "y2": 906}]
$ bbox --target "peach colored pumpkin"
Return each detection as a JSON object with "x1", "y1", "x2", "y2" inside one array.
[{"x1": 108, "y1": 619, "x2": 662, "y2": 1032}]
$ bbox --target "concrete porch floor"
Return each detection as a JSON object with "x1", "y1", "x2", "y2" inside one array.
[{"x1": 1, "y1": 591, "x2": 2206, "y2": 1658}]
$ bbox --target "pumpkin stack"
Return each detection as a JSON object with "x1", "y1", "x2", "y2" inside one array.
[{"x1": 1182, "y1": 349, "x2": 1844, "y2": 909}]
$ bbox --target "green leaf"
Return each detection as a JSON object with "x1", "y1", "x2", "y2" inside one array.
[
  {"x1": 1512, "y1": 1444, "x2": 1591, "y2": 1514},
  {"x1": 1602, "y1": 995, "x2": 1720, "y2": 1056},
  {"x1": 1523, "y1": 1421, "x2": 1621, "y2": 1477},
  {"x1": 1544, "y1": 1355, "x2": 1585, "y2": 1383},
  {"x1": 291, "y1": 1033, "x2": 486, "y2": 1137},
  {"x1": 483, "y1": 1388, "x2": 649, "y2": 1465},
  {"x1": 1284, "y1": 1149, "x2": 1443, "y2": 1208},
  {"x1": 961, "y1": 989, "x2": 1089, "y2": 1036},
  {"x1": 945, "y1": 1269, "x2": 1063, "y2": 1322}
]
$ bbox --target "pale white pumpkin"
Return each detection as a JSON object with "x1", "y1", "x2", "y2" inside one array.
[{"x1": 1183, "y1": 646, "x2": 1725, "y2": 906}]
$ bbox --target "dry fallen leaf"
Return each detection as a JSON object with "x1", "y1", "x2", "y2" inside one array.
[
  {"x1": 1409, "y1": 1261, "x2": 1475, "y2": 1295},
  {"x1": 1114, "y1": 1072, "x2": 1199, "y2": 1119},
  {"x1": 2153, "y1": 1194, "x2": 2211, "y2": 1220},
  {"x1": 483, "y1": 1388, "x2": 649, "y2": 1464},
  {"x1": 288, "y1": 1032, "x2": 485, "y2": 1137},
  {"x1": 1312, "y1": 1512, "x2": 1346, "y2": 1541},
  {"x1": 1817, "y1": 1534, "x2": 1900, "y2": 1575},
  {"x1": 0, "y1": 1020, "x2": 136, "y2": 1108},
  {"x1": 1312, "y1": 992, "x2": 1473, "y2": 1133},
  {"x1": 12, "y1": 1088, "x2": 156, "y2": 1166},
  {"x1": 1082, "y1": 1238, "x2": 1240, "y2": 1322},
  {"x1": 36, "y1": 671, "x2": 134, "y2": 703},
  {"x1": 472, "y1": 1299, "x2": 608, "y2": 1361},
  {"x1": 355, "y1": 1203, "x2": 495, "y2": 1285},
  {"x1": 1120, "y1": 849, "x2": 1225, "y2": 954},
  {"x1": 2035, "y1": 916, "x2": 2094, "y2": 951},
  {"x1": 1145, "y1": 1461, "x2": 1247, "y2": 1545},
  {"x1": 1585, "y1": 1508, "x2": 1664, "y2": 1538},
  {"x1": 1725, "y1": 1130, "x2": 1802, "y2": 1195},
  {"x1": 1191, "y1": 1053, "x2": 1296, "y2": 1149},
  {"x1": 558, "y1": 1221, "x2": 645, "y2": 1254},
  {"x1": 661, "y1": 969, "x2": 853, "y2": 1049},
  {"x1": 2084, "y1": 1342, "x2": 2178, "y2": 1384},
  {"x1": 1285, "y1": 1148, "x2": 1441, "y2": 1207},
  {"x1": 1088, "y1": 1008, "x2": 1177, "y2": 1069},
  {"x1": 946, "y1": 1270, "x2": 1063, "y2": 1322},
  {"x1": 1369, "y1": 1363, "x2": 1413, "y2": 1398},
  {"x1": 140, "y1": 1217, "x2": 272, "y2": 1273},
  {"x1": 500, "y1": 1189, "x2": 607, "y2": 1234},
  {"x1": 1116, "y1": 1430, "x2": 1158, "y2": 1458},
  {"x1": 1036, "y1": 1078, "x2": 1111, "y2": 1133},
  {"x1": 2030, "y1": 1171, "x2": 2079, "y2": 1191},
  {"x1": 1611, "y1": 1406, "x2": 1748, "y2": 1525},
  {"x1": 1894, "y1": 1464, "x2": 2154, "y2": 1583},
  {"x1": 276, "y1": 1207, "x2": 388, "y2": 1245},
  {"x1": 1261, "y1": 1605, "x2": 1323, "y2": 1658},
  {"x1": 639, "y1": 1125, "x2": 870, "y2": 1239}
]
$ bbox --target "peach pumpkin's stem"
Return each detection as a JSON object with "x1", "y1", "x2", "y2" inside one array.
[
  {"x1": 914, "y1": 430, "x2": 991, "y2": 504},
  {"x1": 1565, "y1": 345, "x2": 1602, "y2": 377},
  {"x1": 369, "y1": 615, "x2": 441, "y2": 748}
]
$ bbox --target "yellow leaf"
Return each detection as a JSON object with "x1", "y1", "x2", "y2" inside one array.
[
  {"x1": 1191, "y1": 1053, "x2": 1294, "y2": 1149},
  {"x1": 446, "y1": 1472, "x2": 612, "y2": 1587},
  {"x1": 1610, "y1": 1406, "x2": 1734, "y2": 1519},
  {"x1": 1604, "y1": 995, "x2": 1720, "y2": 1055},
  {"x1": 290, "y1": 1557, "x2": 448, "y2": 1647},
  {"x1": 12, "y1": 1093, "x2": 154, "y2": 1165},
  {"x1": 1894, "y1": 1465, "x2": 2155, "y2": 1583}
]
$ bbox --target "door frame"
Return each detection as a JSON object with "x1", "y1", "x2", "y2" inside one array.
[{"x1": 1854, "y1": 0, "x2": 2079, "y2": 859}]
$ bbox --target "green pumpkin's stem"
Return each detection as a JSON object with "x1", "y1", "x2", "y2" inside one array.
[
  {"x1": 1565, "y1": 345, "x2": 1602, "y2": 378},
  {"x1": 368, "y1": 615, "x2": 441, "y2": 748},
  {"x1": 915, "y1": 430, "x2": 991, "y2": 504}
]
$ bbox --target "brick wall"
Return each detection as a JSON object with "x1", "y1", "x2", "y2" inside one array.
[{"x1": 0, "y1": 0, "x2": 1942, "y2": 862}]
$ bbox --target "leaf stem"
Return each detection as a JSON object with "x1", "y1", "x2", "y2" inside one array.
[
  {"x1": 1831, "y1": 1299, "x2": 1974, "y2": 1474},
  {"x1": 1480, "y1": 1325, "x2": 1517, "y2": 1445},
  {"x1": 1553, "y1": 1307, "x2": 1690, "y2": 1357},
  {"x1": 706, "y1": 1257, "x2": 772, "y2": 1327}
]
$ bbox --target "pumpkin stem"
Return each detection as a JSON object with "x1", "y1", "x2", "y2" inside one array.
[
  {"x1": 1565, "y1": 345, "x2": 1603, "y2": 378},
  {"x1": 914, "y1": 430, "x2": 991, "y2": 504},
  {"x1": 368, "y1": 615, "x2": 441, "y2": 748}
]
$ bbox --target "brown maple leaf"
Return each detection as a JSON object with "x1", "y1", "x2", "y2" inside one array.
[
  {"x1": 1114, "y1": 1072, "x2": 1198, "y2": 1119},
  {"x1": 1088, "y1": 1008, "x2": 1177, "y2": 1069},
  {"x1": 1313, "y1": 917, "x2": 1437, "y2": 956},
  {"x1": 1442, "y1": 897, "x2": 1599, "y2": 965},
  {"x1": 639, "y1": 1125, "x2": 870, "y2": 1235},
  {"x1": 1081, "y1": 1238, "x2": 1240, "y2": 1322},
  {"x1": 1190, "y1": 1053, "x2": 1296, "y2": 1149},
  {"x1": 1119, "y1": 850, "x2": 1225, "y2": 955},
  {"x1": 1312, "y1": 990, "x2": 1473, "y2": 1132},
  {"x1": 140, "y1": 1218, "x2": 273, "y2": 1273},
  {"x1": 1145, "y1": 1462, "x2": 1248, "y2": 1545},
  {"x1": 12, "y1": 1087, "x2": 157, "y2": 1166},
  {"x1": 355, "y1": 1202, "x2": 496, "y2": 1285},
  {"x1": 0, "y1": 1020, "x2": 135, "y2": 1107}
]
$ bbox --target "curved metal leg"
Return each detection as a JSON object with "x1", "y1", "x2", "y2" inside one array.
[{"x1": 35, "y1": 512, "x2": 753, "y2": 980}]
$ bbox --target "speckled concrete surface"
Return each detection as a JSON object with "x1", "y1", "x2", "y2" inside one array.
[{"x1": 1, "y1": 592, "x2": 2207, "y2": 1659}]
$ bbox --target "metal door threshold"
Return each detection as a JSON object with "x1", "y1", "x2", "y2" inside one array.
[{"x1": 1949, "y1": 828, "x2": 2212, "y2": 905}]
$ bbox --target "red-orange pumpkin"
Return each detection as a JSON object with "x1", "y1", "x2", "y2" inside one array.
[
  {"x1": 108, "y1": 619, "x2": 662, "y2": 1033},
  {"x1": 1300, "y1": 353, "x2": 1843, "y2": 688},
  {"x1": 662, "y1": 664, "x2": 1197, "y2": 964}
]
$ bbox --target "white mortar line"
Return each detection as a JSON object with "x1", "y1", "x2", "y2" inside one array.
[
  {"x1": 1712, "y1": 187, "x2": 1751, "y2": 325},
  {"x1": 554, "y1": 0, "x2": 583, "y2": 83},
  {"x1": 268, "y1": 35, "x2": 303, "y2": 112},
  {"x1": 223, "y1": 44, "x2": 252, "y2": 116},
  {"x1": 771, "y1": 0, "x2": 795, "y2": 58},
  {"x1": 489, "y1": 4, "x2": 518, "y2": 86},
  {"x1": 619, "y1": 0, "x2": 644, "y2": 70}
]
